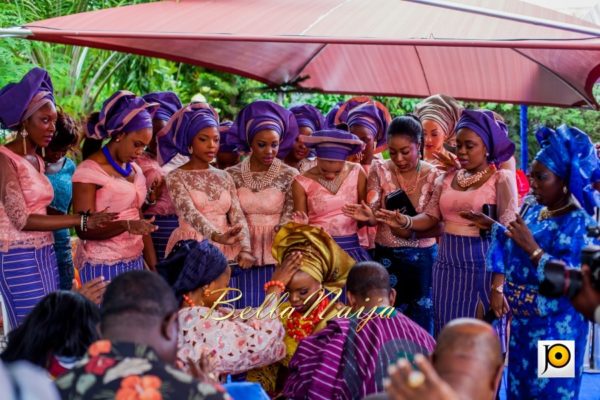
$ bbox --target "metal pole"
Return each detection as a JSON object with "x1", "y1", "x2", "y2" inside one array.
[
  {"x1": 520, "y1": 105, "x2": 529, "y2": 171},
  {"x1": 405, "y1": 0, "x2": 600, "y2": 37}
]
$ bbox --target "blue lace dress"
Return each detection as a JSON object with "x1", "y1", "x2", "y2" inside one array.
[
  {"x1": 487, "y1": 202, "x2": 597, "y2": 400},
  {"x1": 46, "y1": 157, "x2": 76, "y2": 290}
]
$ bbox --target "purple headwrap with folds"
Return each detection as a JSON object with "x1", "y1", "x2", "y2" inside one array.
[
  {"x1": 0, "y1": 67, "x2": 55, "y2": 129},
  {"x1": 290, "y1": 104, "x2": 326, "y2": 133},
  {"x1": 142, "y1": 91, "x2": 182, "y2": 122},
  {"x1": 157, "y1": 102, "x2": 219, "y2": 165},
  {"x1": 534, "y1": 125, "x2": 600, "y2": 215},
  {"x1": 156, "y1": 239, "x2": 228, "y2": 302},
  {"x1": 228, "y1": 100, "x2": 299, "y2": 159},
  {"x1": 347, "y1": 102, "x2": 390, "y2": 150},
  {"x1": 455, "y1": 109, "x2": 515, "y2": 164},
  {"x1": 301, "y1": 129, "x2": 365, "y2": 161},
  {"x1": 218, "y1": 120, "x2": 238, "y2": 153},
  {"x1": 86, "y1": 91, "x2": 158, "y2": 140},
  {"x1": 325, "y1": 101, "x2": 344, "y2": 128}
]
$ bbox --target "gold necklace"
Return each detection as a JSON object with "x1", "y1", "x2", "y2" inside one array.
[
  {"x1": 393, "y1": 161, "x2": 422, "y2": 195},
  {"x1": 538, "y1": 199, "x2": 574, "y2": 220},
  {"x1": 456, "y1": 164, "x2": 496, "y2": 188}
]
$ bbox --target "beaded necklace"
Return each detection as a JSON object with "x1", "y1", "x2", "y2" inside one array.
[
  {"x1": 456, "y1": 164, "x2": 496, "y2": 189},
  {"x1": 317, "y1": 164, "x2": 347, "y2": 194},
  {"x1": 285, "y1": 296, "x2": 330, "y2": 341},
  {"x1": 102, "y1": 146, "x2": 132, "y2": 177},
  {"x1": 241, "y1": 157, "x2": 282, "y2": 192}
]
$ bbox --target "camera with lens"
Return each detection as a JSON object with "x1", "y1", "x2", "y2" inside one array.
[{"x1": 539, "y1": 226, "x2": 600, "y2": 299}]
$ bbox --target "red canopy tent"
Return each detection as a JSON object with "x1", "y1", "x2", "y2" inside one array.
[{"x1": 4, "y1": 0, "x2": 600, "y2": 108}]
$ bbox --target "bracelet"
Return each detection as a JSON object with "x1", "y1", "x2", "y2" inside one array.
[
  {"x1": 82, "y1": 214, "x2": 88, "y2": 232},
  {"x1": 264, "y1": 280, "x2": 286, "y2": 293},
  {"x1": 400, "y1": 215, "x2": 413, "y2": 230},
  {"x1": 529, "y1": 248, "x2": 543, "y2": 261}
]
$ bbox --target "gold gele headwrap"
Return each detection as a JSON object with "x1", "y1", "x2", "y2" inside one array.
[{"x1": 272, "y1": 222, "x2": 354, "y2": 291}]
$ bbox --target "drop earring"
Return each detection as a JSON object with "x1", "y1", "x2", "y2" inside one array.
[
  {"x1": 41, "y1": 147, "x2": 45, "y2": 158},
  {"x1": 563, "y1": 186, "x2": 568, "y2": 194},
  {"x1": 20, "y1": 131, "x2": 28, "y2": 154},
  {"x1": 188, "y1": 146, "x2": 193, "y2": 155}
]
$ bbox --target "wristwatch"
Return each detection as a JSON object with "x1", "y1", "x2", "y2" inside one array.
[{"x1": 492, "y1": 284, "x2": 504, "y2": 294}]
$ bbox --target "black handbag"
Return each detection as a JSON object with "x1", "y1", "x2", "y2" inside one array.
[{"x1": 385, "y1": 188, "x2": 417, "y2": 216}]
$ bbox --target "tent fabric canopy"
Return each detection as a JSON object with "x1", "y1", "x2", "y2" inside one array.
[{"x1": 19, "y1": 0, "x2": 600, "y2": 108}]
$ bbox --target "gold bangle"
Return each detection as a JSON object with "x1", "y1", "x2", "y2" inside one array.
[{"x1": 529, "y1": 248, "x2": 543, "y2": 260}]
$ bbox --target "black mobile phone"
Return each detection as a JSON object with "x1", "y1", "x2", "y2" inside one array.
[
  {"x1": 385, "y1": 189, "x2": 417, "y2": 216},
  {"x1": 480, "y1": 203, "x2": 498, "y2": 237}
]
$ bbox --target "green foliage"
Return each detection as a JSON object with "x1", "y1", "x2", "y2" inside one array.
[{"x1": 1, "y1": 0, "x2": 598, "y2": 163}]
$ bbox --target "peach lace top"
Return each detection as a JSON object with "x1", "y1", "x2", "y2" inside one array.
[
  {"x1": 425, "y1": 169, "x2": 518, "y2": 237},
  {"x1": 227, "y1": 163, "x2": 298, "y2": 266},
  {"x1": 165, "y1": 167, "x2": 251, "y2": 260},
  {"x1": 72, "y1": 159, "x2": 147, "y2": 265},
  {"x1": 0, "y1": 146, "x2": 54, "y2": 252},
  {"x1": 295, "y1": 163, "x2": 362, "y2": 238},
  {"x1": 135, "y1": 153, "x2": 176, "y2": 215},
  {"x1": 368, "y1": 160, "x2": 441, "y2": 248},
  {"x1": 177, "y1": 306, "x2": 286, "y2": 376}
]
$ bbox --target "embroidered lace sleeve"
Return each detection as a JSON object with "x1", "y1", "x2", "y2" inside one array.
[
  {"x1": 367, "y1": 160, "x2": 383, "y2": 212},
  {"x1": 0, "y1": 152, "x2": 29, "y2": 230},
  {"x1": 225, "y1": 173, "x2": 252, "y2": 252},
  {"x1": 166, "y1": 170, "x2": 219, "y2": 238},
  {"x1": 279, "y1": 166, "x2": 299, "y2": 225},
  {"x1": 495, "y1": 169, "x2": 519, "y2": 226},
  {"x1": 177, "y1": 307, "x2": 286, "y2": 375},
  {"x1": 423, "y1": 173, "x2": 447, "y2": 220}
]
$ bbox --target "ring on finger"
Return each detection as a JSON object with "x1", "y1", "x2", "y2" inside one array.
[{"x1": 407, "y1": 370, "x2": 425, "y2": 388}]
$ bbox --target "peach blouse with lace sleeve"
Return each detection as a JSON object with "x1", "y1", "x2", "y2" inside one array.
[
  {"x1": 0, "y1": 147, "x2": 54, "y2": 252},
  {"x1": 177, "y1": 306, "x2": 286, "y2": 375},
  {"x1": 367, "y1": 159, "x2": 440, "y2": 248},
  {"x1": 165, "y1": 167, "x2": 251, "y2": 256},
  {"x1": 227, "y1": 163, "x2": 298, "y2": 265},
  {"x1": 425, "y1": 169, "x2": 518, "y2": 237}
]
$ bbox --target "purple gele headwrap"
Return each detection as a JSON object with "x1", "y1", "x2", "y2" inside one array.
[
  {"x1": 290, "y1": 104, "x2": 326, "y2": 133},
  {"x1": 0, "y1": 67, "x2": 55, "y2": 129},
  {"x1": 86, "y1": 91, "x2": 158, "y2": 140},
  {"x1": 228, "y1": 100, "x2": 299, "y2": 159},
  {"x1": 325, "y1": 101, "x2": 344, "y2": 129},
  {"x1": 455, "y1": 109, "x2": 515, "y2": 165},
  {"x1": 143, "y1": 91, "x2": 182, "y2": 122},
  {"x1": 301, "y1": 129, "x2": 365, "y2": 161},
  {"x1": 218, "y1": 120, "x2": 238, "y2": 153},
  {"x1": 347, "y1": 102, "x2": 390, "y2": 149},
  {"x1": 157, "y1": 102, "x2": 219, "y2": 165}
]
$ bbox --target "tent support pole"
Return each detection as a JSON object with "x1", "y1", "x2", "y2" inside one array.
[{"x1": 520, "y1": 104, "x2": 529, "y2": 171}]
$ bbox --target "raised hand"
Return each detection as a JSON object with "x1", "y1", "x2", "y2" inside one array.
[
  {"x1": 342, "y1": 201, "x2": 375, "y2": 223},
  {"x1": 458, "y1": 210, "x2": 495, "y2": 230},
  {"x1": 124, "y1": 216, "x2": 158, "y2": 235},
  {"x1": 72, "y1": 276, "x2": 108, "y2": 305},
  {"x1": 212, "y1": 224, "x2": 243, "y2": 245},
  {"x1": 291, "y1": 211, "x2": 309, "y2": 225},
  {"x1": 385, "y1": 355, "x2": 459, "y2": 400},
  {"x1": 187, "y1": 350, "x2": 220, "y2": 385},
  {"x1": 271, "y1": 251, "x2": 303, "y2": 288},
  {"x1": 237, "y1": 251, "x2": 256, "y2": 269},
  {"x1": 505, "y1": 214, "x2": 539, "y2": 255},
  {"x1": 375, "y1": 209, "x2": 407, "y2": 230},
  {"x1": 86, "y1": 207, "x2": 118, "y2": 230},
  {"x1": 432, "y1": 151, "x2": 460, "y2": 172}
]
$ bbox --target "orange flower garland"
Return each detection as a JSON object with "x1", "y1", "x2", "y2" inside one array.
[{"x1": 285, "y1": 297, "x2": 330, "y2": 341}]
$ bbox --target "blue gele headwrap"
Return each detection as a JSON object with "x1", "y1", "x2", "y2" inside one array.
[{"x1": 534, "y1": 124, "x2": 600, "y2": 215}]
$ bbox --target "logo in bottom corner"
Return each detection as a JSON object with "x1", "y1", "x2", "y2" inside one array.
[{"x1": 537, "y1": 340, "x2": 575, "y2": 378}]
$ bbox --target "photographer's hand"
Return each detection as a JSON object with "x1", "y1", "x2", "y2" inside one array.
[{"x1": 571, "y1": 264, "x2": 600, "y2": 321}]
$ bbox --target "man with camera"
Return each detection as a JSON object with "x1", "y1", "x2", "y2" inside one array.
[{"x1": 571, "y1": 264, "x2": 600, "y2": 323}]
